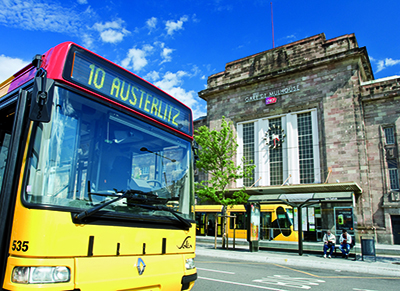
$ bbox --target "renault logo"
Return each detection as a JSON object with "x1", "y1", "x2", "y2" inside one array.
[{"x1": 136, "y1": 258, "x2": 146, "y2": 275}]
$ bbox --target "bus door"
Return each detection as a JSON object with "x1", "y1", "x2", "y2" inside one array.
[
  {"x1": 0, "y1": 90, "x2": 30, "y2": 285},
  {"x1": 261, "y1": 211, "x2": 272, "y2": 240}
]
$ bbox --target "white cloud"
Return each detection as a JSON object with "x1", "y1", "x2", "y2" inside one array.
[
  {"x1": 146, "y1": 17, "x2": 157, "y2": 33},
  {"x1": 370, "y1": 56, "x2": 400, "y2": 73},
  {"x1": 81, "y1": 33, "x2": 94, "y2": 49},
  {"x1": 385, "y1": 58, "x2": 400, "y2": 67},
  {"x1": 154, "y1": 42, "x2": 174, "y2": 64},
  {"x1": 77, "y1": 0, "x2": 88, "y2": 4},
  {"x1": 144, "y1": 71, "x2": 160, "y2": 82},
  {"x1": 0, "y1": 0, "x2": 93, "y2": 35},
  {"x1": 154, "y1": 71, "x2": 206, "y2": 119},
  {"x1": 93, "y1": 19, "x2": 130, "y2": 44},
  {"x1": 191, "y1": 65, "x2": 201, "y2": 77},
  {"x1": 160, "y1": 47, "x2": 174, "y2": 64},
  {"x1": 165, "y1": 16, "x2": 188, "y2": 35},
  {"x1": 0, "y1": 54, "x2": 29, "y2": 83},
  {"x1": 376, "y1": 60, "x2": 385, "y2": 73},
  {"x1": 121, "y1": 45, "x2": 154, "y2": 72}
]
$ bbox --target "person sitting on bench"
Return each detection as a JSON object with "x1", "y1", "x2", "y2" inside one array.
[
  {"x1": 323, "y1": 230, "x2": 336, "y2": 258},
  {"x1": 339, "y1": 229, "x2": 352, "y2": 259}
]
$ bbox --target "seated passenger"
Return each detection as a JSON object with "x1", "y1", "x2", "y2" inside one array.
[
  {"x1": 339, "y1": 229, "x2": 352, "y2": 259},
  {"x1": 323, "y1": 230, "x2": 336, "y2": 258}
]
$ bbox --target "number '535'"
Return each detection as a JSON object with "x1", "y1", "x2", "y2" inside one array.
[{"x1": 11, "y1": 240, "x2": 29, "y2": 252}]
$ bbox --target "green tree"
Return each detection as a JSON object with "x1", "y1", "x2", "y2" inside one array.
[{"x1": 194, "y1": 116, "x2": 255, "y2": 247}]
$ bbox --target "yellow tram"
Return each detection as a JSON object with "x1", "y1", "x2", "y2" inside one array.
[{"x1": 195, "y1": 204, "x2": 298, "y2": 242}]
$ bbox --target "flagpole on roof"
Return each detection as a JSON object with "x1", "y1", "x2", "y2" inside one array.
[{"x1": 271, "y1": 2, "x2": 275, "y2": 48}]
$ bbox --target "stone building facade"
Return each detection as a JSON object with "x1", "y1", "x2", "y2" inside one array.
[{"x1": 196, "y1": 33, "x2": 400, "y2": 244}]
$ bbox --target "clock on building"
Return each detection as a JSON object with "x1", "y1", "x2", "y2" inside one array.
[{"x1": 264, "y1": 124, "x2": 286, "y2": 149}]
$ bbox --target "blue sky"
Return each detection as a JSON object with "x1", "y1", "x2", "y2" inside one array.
[{"x1": 0, "y1": 0, "x2": 399, "y2": 119}]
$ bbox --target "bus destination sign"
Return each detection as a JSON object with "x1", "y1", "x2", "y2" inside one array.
[{"x1": 68, "y1": 51, "x2": 192, "y2": 136}]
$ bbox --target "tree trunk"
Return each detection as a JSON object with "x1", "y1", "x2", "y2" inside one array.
[{"x1": 222, "y1": 206, "x2": 227, "y2": 249}]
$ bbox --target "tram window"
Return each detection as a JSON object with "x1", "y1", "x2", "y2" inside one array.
[
  {"x1": 276, "y1": 206, "x2": 291, "y2": 229},
  {"x1": 230, "y1": 212, "x2": 246, "y2": 229},
  {"x1": 195, "y1": 213, "x2": 205, "y2": 227},
  {"x1": 262, "y1": 212, "x2": 272, "y2": 227},
  {"x1": 260, "y1": 212, "x2": 272, "y2": 240}
]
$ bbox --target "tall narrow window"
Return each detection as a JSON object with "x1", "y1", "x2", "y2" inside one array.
[
  {"x1": 298, "y1": 112, "x2": 314, "y2": 184},
  {"x1": 384, "y1": 127, "x2": 395, "y2": 145},
  {"x1": 243, "y1": 122, "x2": 255, "y2": 187},
  {"x1": 384, "y1": 126, "x2": 399, "y2": 190},
  {"x1": 388, "y1": 160, "x2": 400, "y2": 190},
  {"x1": 269, "y1": 118, "x2": 283, "y2": 185}
]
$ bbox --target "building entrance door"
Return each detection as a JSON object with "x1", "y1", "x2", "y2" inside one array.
[{"x1": 391, "y1": 215, "x2": 400, "y2": 244}]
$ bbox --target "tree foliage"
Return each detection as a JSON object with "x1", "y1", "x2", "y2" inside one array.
[{"x1": 194, "y1": 116, "x2": 255, "y2": 207}]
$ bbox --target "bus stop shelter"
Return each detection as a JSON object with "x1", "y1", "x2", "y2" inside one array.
[{"x1": 245, "y1": 182, "x2": 363, "y2": 256}]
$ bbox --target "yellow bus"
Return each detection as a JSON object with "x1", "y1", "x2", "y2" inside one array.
[
  {"x1": 195, "y1": 204, "x2": 298, "y2": 242},
  {"x1": 0, "y1": 42, "x2": 197, "y2": 290}
]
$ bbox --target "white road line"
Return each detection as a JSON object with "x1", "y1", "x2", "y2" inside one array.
[
  {"x1": 198, "y1": 276, "x2": 287, "y2": 290},
  {"x1": 196, "y1": 267, "x2": 235, "y2": 274}
]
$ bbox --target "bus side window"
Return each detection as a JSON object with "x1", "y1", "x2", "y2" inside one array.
[
  {"x1": 0, "y1": 106, "x2": 15, "y2": 193},
  {"x1": 0, "y1": 131, "x2": 11, "y2": 191}
]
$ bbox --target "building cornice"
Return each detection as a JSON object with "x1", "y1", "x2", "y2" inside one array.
[{"x1": 199, "y1": 49, "x2": 372, "y2": 101}]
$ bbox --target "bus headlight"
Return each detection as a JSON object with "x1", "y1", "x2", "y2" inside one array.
[
  {"x1": 185, "y1": 258, "x2": 195, "y2": 270},
  {"x1": 12, "y1": 266, "x2": 70, "y2": 284}
]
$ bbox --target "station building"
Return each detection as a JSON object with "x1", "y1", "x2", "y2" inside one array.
[{"x1": 195, "y1": 33, "x2": 400, "y2": 245}]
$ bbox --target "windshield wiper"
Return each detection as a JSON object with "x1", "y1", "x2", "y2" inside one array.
[
  {"x1": 75, "y1": 186, "x2": 192, "y2": 229},
  {"x1": 74, "y1": 189, "x2": 156, "y2": 222},
  {"x1": 127, "y1": 202, "x2": 192, "y2": 229}
]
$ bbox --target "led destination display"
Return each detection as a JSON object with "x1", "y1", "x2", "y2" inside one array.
[{"x1": 66, "y1": 49, "x2": 192, "y2": 136}]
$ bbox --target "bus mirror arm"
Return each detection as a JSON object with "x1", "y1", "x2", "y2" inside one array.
[
  {"x1": 29, "y1": 67, "x2": 54, "y2": 123},
  {"x1": 192, "y1": 141, "x2": 199, "y2": 170}
]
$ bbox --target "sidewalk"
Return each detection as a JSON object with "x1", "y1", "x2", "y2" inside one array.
[{"x1": 195, "y1": 238, "x2": 400, "y2": 277}]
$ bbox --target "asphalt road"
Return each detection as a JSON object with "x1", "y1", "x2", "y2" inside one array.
[{"x1": 192, "y1": 254, "x2": 400, "y2": 291}]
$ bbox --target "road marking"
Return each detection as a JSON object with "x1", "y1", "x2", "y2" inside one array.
[
  {"x1": 353, "y1": 289, "x2": 379, "y2": 291},
  {"x1": 271, "y1": 264, "x2": 320, "y2": 278},
  {"x1": 197, "y1": 267, "x2": 235, "y2": 274},
  {"x1": 253, "y1": 275, "x2": 325, "y2": 289},
  {"x1": 198, "y1": 276, "x2": 287, "y2": 290}
]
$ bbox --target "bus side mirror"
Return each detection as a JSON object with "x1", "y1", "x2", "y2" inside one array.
[{"x1": 29, "y1": 72, "x2": 54, "y2": 123}]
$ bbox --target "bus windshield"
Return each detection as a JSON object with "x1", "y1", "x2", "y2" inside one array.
[{"x1": 24, "y1": 86, "x2": 193, "y2": 222}]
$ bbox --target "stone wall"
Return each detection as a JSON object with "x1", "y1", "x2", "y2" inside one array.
[{"x1": 360, "y1": 76, "x2": 400, "y2": 243}]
